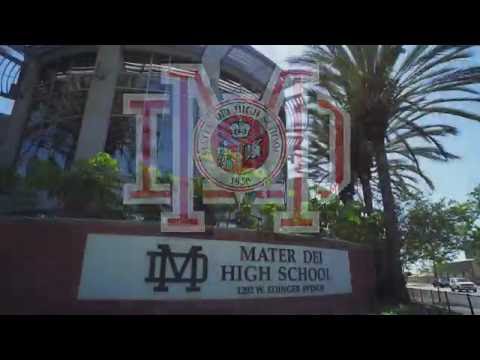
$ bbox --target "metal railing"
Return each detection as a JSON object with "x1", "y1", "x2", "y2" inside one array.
[{"x1": 408, "y1": 287, "x2": 479, "y2": 315}]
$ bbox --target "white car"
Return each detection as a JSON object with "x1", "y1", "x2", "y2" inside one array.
[{"x1": 449, "y1": 277, "x2": 477, "y2": 293}]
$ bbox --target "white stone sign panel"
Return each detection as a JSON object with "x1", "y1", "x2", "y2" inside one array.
[{"x1": 78, "y1": 234, "x2": 352, "y2": 301}]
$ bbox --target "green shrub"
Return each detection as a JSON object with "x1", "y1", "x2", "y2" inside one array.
[
  {"x1": 59, "y1": 153, "x2": 122, "y2": 217},
  {"x1": 25, "y1": 159, "x2": 62, "y2": 196},
  {"x1": 259, "y1": 203, "x2": 281, "y2": 232},
  {"x1": 26, "y1": 153, "x2": 123, "y2": 218},
  {"x1": 0, "y1": 167, "x2": 21, "y2": 194}
]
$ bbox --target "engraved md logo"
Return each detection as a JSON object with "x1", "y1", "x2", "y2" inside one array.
[{"x1": 145, "y1": 245, "x2": 208, "y2": 292}]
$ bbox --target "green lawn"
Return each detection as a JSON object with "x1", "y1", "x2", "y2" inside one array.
[{"x1": 379, "y1": 303, "x2": 454, "y2": 315}]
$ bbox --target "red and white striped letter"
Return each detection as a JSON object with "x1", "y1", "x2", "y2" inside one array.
[
  {"x1": 274, "y1": 78, "x2": 319, "y2": 233},
  {"x1": 122, "y1": 94, "x2": 171, "y2": 205},
  {"x1": 160, "y1": 71, "x2": 205, "y2": 232}
]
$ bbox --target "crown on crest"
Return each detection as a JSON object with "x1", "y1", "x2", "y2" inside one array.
[{"x1": 230, "y1": 121, "x2": 251, "y2": 139}]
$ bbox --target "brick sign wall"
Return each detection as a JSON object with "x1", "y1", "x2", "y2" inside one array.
[{"x1": 0, "y1": 217, "x2": 376, "y2": 314}]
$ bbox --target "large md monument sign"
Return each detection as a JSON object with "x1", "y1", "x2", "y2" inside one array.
[{"x1": 78, "y1": 62, "x2": 355, "y2": 305}]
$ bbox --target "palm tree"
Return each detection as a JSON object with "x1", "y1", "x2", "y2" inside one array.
[
  {"x1": 290, "y1": 45, "x2": 480, "y2": 304},
  {"x1": 383, "y1": 122, "x2": 459, "y2": 199},
  {"x1": 308, "y1": 108, "x2": 460, "y2": 210}
]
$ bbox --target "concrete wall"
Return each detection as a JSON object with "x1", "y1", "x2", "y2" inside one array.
[
  {"x1": 0, "y1": 217, "x2": 377, "y2": 314},
  {"x1": 408, "y1": 275, "x2": 435, "y2": 284}
]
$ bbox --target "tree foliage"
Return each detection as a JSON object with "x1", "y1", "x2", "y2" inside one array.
[
  {"x1": 461, "y1": 185, "x2": 480, "y2": 259},
  {"x1": 400, "y1": 194, "x2": 472, "y2": 276}
]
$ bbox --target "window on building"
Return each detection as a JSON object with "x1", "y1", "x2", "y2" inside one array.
[{"x1": 16, "y1": 54, "x2": 97, "y2": 174}]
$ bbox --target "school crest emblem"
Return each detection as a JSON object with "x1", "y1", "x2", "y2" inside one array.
[{"x1": 194, "y1": 99, "x2": 287, "y2": 192}]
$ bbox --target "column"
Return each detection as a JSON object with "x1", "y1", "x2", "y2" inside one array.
[
  {"x1": 74, "y1": 45, "x2": 123, "y2": 161},
  {"x1": 0, "y1": 59, "x2": 40, "y2": 168},
  {"x1": 201, "y1": 45, "x2": 232, "y2": 99}
]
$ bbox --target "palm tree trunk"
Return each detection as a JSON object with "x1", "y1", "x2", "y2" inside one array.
[
  {"x1": 360, "y1": 174, "x2": 373, "y2": 214},
  {"x1": 373, "y1": 139, "x2": 409, "y2": 305},
  {"x1": 339, "y1": 181, "x2": 355, "y2": 204},
  {"x1": 339, "y1": 171, "x2": 357, "y2": 204}
]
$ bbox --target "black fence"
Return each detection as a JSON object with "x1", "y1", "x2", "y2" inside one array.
[{"x1": 408, "y1": 287, "x2": 479, "y2": 315}]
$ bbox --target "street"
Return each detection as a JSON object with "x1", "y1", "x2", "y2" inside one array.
[
  {"x1": 408, "y1": 282, "x2": 480, "y2": 295},
  {"x1": 408, "y1": 282, "x2": 480, "y2": 315}
]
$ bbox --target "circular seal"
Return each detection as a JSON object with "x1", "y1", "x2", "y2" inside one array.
[{"x1": 194, "y1": 99, "x2": 287, "y2": 192}]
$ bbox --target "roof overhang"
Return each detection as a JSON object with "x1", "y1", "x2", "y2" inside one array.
[{"x1": 5, "y1": 45, "x2": 279, "y2": 94}]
